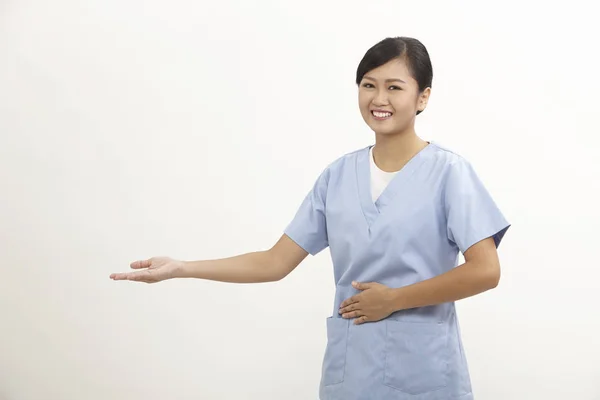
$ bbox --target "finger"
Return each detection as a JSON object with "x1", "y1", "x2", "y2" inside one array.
[
  {"x1": 339, "y1": 296, "x2": 359, "y2": 309},
  {"x1": 352, "y1": 281, "x2": 372, "y2": 290},
  {"x1": 110, "y1": 272, "x2": 134, "y2": 280},
  {"x1": 354, "y1": 315, "x2": 368, "y2": 325},
  {"x1": 130, "y1": 259, "x2": 152, "y2": 269},
  {"x1": 338, "y1": 303, "x2": 358, "y2": 315},
  {"x1": 342, "y1": 310, "x2": 362, "y2": 319},
  {"x1": 110, "y1": 270, "x2": 150, "y2": 282}
]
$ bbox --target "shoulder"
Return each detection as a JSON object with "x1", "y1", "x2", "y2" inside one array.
[
  {"x1": 427, "y1": 141, "x2": 469, "y2": 167},
  {"x1": 318, "y1": 145, "x2": 370, "y2": 177},
  {"x1": 426, "y1": 141, "x2": 481, "y2": 183},
  {"x1": 332, "y1": 145, "x2": 368, "y2": 166}
]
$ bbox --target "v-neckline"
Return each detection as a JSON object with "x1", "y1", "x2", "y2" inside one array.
[{"x1": 356, "y1": 141, "x2": 434, "y2": 229}]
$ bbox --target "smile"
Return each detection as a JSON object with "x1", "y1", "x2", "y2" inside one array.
[{"x1": 371, "y1": 110, "x2": 393, "y2": 120}]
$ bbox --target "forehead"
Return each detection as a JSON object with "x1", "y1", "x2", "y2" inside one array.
[{"x1": 363, "y1": 59, "x2": 413, "y2": 82}]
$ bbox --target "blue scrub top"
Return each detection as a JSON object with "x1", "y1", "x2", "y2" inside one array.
[{"x1": 284, "y1": 142, "x2": 510, "y2": 400}]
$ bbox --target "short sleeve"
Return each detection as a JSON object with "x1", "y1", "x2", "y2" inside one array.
[
  {"x1": 284, "y1": 168, "x2": 330, "y2": 256},
  {"x1": 444, "y1": 158, "x2": 511, "y2": 254}
]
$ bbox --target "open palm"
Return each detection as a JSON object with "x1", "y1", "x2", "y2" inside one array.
[{"x1": 110, "y1": 256, "x2": 183, "y2": 283}]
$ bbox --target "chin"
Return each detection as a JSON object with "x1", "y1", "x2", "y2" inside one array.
[{"x1": 370, "y1": 125, "x2": 400, "y2": 136}]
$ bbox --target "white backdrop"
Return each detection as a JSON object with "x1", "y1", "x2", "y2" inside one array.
[{"x1": 1, "y1": 1, "x2": 599, "y2": 399}]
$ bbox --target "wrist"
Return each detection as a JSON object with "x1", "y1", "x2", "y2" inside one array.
[
  {"x1": 388, "y1": 287, "x2": 406, "y2": 313},
  {"x1": 173, "y1": 260, "x2": 191, "y2": 278}
]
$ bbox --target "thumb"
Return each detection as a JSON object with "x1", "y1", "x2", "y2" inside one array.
[{"x1": 352, "y1": 281, "x2": 372, "y2": 290}]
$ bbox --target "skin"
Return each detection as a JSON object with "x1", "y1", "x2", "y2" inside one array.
[{"x1": 110, "y1": 57, "x2": 502, "y2": 327}]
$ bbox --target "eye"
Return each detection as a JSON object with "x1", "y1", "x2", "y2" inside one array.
[{"x1": 361, "y1": 83, "x2": 402, "y2": 90}]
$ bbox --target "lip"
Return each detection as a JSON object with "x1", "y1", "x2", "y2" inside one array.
[
  {"x1": 371, "y1": 109, "x2": 393, "y2": 120},
  {"x1": 371, "y1": 109, "x2": 393, "y2": 113}
]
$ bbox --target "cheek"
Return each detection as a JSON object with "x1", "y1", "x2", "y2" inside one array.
[
  {"x1": 359, "y1": 99, "x2": 371, "y2": 114},
  {"x1": 358, "y1": 94, "x2": 369, "y2": 107},
  {"x1": 391, "y1": 99, "x2": 414, "y2": 114}
]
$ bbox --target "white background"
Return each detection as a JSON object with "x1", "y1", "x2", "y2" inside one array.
[{"x1": 1, "y1": 1, "x2": 599, "y2": 399}]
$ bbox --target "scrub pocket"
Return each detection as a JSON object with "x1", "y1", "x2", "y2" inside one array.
[
  {"x1": 383, "y1": 320, "x2": 449, "y2": 395},
  {"x1": 321, "y1": 316, "x2": 348, "y2": 386}
]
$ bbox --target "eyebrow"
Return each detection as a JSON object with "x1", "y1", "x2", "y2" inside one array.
[{"x1": 362, "y1": 76, "x2": 406, "y2": 84}]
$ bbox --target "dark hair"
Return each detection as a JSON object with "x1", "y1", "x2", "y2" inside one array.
[{"x1": 356, "y1": 37, "x2": 433, "y2": 115}]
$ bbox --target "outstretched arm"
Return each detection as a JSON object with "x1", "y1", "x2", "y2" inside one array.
[
  {"x1": 178, "y1": 234, "x2": 309, "y2": 283},
  {"x1": 110, "y1": 234, "x2": 309, "y2": 284}
]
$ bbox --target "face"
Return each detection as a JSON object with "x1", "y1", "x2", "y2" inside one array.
[{"x1": 358, "y1": 58, "x2": 430, "y2": 136}]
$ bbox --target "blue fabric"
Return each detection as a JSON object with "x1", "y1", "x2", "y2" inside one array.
[{"x1": 284, "y1": 142, "x2": 510, "y2": 399}]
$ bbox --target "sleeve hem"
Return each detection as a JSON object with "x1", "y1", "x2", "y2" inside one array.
[
  {"x1": 460, "y1": 223, "x2": 511, "y2": 254},
  {"x1": 284, "y1": 228, "x2": 327, "y2": 256}
]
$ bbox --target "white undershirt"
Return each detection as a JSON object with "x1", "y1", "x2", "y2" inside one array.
[{"x1": 369, "y1": 146, "x2": 400, "y2": 202}]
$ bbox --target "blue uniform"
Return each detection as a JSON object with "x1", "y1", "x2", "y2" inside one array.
[{"x1": 284, "y1": 142, "x2": 510, "y2": 400}]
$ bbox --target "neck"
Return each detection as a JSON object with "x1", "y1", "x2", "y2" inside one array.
[{"x1": 372, "y1": 129, "x2": 429, "y2": 172}]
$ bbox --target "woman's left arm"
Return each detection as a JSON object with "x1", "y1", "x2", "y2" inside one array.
[
  {"x1": 339, "y1": 237, "x2": 501, "y2": 325},
  {"x1": 387, "y1": 236, "x2": 501, "y2": 312}
]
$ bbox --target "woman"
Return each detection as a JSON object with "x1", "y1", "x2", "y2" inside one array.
[{"x1": 111, "y1": 36, "x2": 510, "y2": 400}]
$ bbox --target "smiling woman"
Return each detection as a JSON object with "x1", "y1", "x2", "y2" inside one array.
[
  {"x1": 110, "y1": 36, "x2": 510, "y2": 400},
  {"x1": 357, "y1": 37, "x2": 433, "y2": 146}
]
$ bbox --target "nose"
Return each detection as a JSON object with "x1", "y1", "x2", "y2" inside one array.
[{"x1": 372, "y1": 87, "x2": 389, "y2": 106}]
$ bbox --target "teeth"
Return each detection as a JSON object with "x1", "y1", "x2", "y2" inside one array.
[{"x1": 373, "y1": 111, "x2": 392, "y2": 118}]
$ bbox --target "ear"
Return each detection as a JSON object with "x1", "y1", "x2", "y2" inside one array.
[{"x1": 418, "y1": 87, "x2": 431, "y2": 112}]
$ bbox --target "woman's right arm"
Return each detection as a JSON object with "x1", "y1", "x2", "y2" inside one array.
[
  {"x1": 110, "y1": 234, "x2": 310, "y2": 284},
  {"x1": 176, "y1": 234, "x2": 309, "y2": 283}
]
